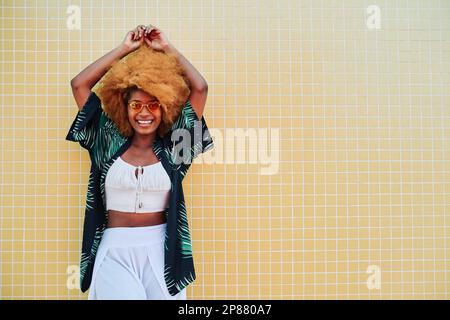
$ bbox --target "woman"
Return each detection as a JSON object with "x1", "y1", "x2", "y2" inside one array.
[{"x1": 66, "y1": 24, "x2": 214, "y2": 299}]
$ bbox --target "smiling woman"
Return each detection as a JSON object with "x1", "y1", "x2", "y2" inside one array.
[{"x1": 66, "y1": 25, "x2": 215, "y2": 300}]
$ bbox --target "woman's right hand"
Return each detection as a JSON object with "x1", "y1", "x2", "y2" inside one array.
[{"x1": 120, "y1": 25, "x2": 146, "y2": 53}]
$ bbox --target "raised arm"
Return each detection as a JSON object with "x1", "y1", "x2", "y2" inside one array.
[
  {"x1": 70, "y1": 25, "x2": 147, "y2": 110},
  {"x1": 144, "y1": 25, "x2": 208, "y2": 119}
]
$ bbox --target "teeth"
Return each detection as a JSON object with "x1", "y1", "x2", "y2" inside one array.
[{"x1": 137, "y1": 120, "x2": 153, "y2": 124}]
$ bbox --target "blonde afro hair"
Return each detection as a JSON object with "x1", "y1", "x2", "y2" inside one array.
[{"x1": 96, "y1": 45, "x2": 191, "y2": 138}]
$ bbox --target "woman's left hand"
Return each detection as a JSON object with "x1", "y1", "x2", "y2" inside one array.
[{"x1": 144, "y1": 25, "x2": 170, "y2": 51}]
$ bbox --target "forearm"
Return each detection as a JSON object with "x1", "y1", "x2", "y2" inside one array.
[
  {"x1": 163, "y1": 43, "x2": 208, "y2": 91},
  {"x1": 71, "y1": 45, "x2": 131, "y2": 89}
]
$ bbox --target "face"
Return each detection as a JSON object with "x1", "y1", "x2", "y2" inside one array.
[{"x1": 127, "y1": 89, "x2": 162, "y2": 136}]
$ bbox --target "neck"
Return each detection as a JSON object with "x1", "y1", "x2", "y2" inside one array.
[{"x1": 131, "y1": 132, "x2": 157, "y2": 149}]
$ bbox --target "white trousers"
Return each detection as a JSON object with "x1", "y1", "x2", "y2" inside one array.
[{"x1": 88, "y1": 222, "x2": 187, "y2": 300}]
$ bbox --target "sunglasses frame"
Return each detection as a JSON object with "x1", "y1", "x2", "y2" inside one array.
[{"x1": 128, "y1": 100, "x2": 161, "y2": 113}]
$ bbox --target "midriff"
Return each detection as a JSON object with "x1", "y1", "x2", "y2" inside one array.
[{"x1": 107, "y1": 210, "x2": 167, "y2": 228}]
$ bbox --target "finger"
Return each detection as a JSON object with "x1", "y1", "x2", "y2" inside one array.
[
  {"x1": 145, "y1": 25, "x2": 156, "y2": 34},
  {"x1": 140, "y1": 26, "x2": 147, "y2": 37},
  {"x1": 133, "y1": 28, "x2": 140, "y2": 40},
  {"x1": 146, "y1": 29, "x2": 158, "y2": 40},
  {"x1": 134, "y1": 26, "x2": 142, "y2": 38},
  {"x1": 139, "y1": 25, "x2": 146, "y2": 37}
]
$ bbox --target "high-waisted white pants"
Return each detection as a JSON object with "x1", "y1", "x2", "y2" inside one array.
[{"x1": 88, "y1": 223, "x2": 187, "y2": 300}]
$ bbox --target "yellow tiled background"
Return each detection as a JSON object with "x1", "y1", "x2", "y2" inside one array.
[{"x1": 1, "y1": 0, "x2": 449, "y2": 299}]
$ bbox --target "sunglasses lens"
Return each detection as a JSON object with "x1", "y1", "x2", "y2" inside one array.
[
  {"x1": 149, "y1": 101, "x2": 160, "y2": 110},
  {"x1": 129, "y1": 101, "x2": 142, "y2": 110}
]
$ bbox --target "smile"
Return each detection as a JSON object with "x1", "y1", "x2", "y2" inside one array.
[{"x1": 137, "y1": 120, "x2": 154, "y2": 126}]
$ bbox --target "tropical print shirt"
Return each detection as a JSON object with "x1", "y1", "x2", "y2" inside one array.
[{"x1": 65, "y1": 91, "x2": 214, "y2": 296}]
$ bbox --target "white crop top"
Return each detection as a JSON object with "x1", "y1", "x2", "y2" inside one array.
[{"x1": 105, "y1": 156, "x2": 171, "y2": 213}]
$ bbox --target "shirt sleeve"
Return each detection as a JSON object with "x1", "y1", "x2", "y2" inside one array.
[
  {"x1": 169, "y1": 99, "x2": 214, "y2": 166},
  {"x1": 65, "y1": 91, "x2": 104, "y2": 151}
]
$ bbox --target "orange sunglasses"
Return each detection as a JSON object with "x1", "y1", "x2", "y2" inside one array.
[{"x1": 128, "y1": 100, "x2": 161, "y2": 113}]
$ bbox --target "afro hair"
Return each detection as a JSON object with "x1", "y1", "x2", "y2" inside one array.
[{"x1": 96, "y1": 45, "x2": 191, "y2": 138}]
